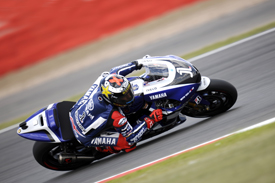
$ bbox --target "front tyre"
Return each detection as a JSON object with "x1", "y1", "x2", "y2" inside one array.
[
  {"x1": 33, "y1": 142, "x2": 92, "y2": 171},
  {"x1": 182, "y1": 79, "x2": 237, "y2": 117}
]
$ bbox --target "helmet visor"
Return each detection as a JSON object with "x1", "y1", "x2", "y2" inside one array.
[{"x1": 112, "y1": 85, "x2": 134, "y2": 107}]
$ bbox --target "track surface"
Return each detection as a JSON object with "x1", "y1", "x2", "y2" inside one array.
[{"x1": 1, "y1": 1, "x2": 275, "y2": 183}]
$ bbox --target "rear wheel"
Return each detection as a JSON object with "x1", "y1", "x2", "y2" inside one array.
[
  {"x1": 33, "y1": 142, "x2": 93, "y2": 171},
  {"x1": 182, "y1": 79, "x2": 237, "y2": 117}
]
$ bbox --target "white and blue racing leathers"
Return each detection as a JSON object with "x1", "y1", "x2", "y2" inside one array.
[{"x1": 69, "y1": 61, "x2": 154, "y2": 152}]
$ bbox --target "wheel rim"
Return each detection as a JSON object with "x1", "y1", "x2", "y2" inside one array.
[
  {"x1": 202, "y1": 90, "x2": 229, "y2": 112},
  {"x1": 44, "y1": 146, "x2": 62, "y2": 169},
  {"x1": 182, "y1": 90, "x2": 232, "y2": 117}
]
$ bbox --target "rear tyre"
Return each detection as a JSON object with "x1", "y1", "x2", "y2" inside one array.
[
  {"x1": 182, "y1": 79, "x2": 237, "y2": 117},
  {"x1": 33, "y1": 142, "x2": 92, "y2": 171}
]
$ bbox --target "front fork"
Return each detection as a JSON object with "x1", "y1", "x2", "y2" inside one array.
[
  {"x1": 187, "y1": 76, "x2": 211, "y2": 111},
  {"x1": 186, "y1": 93, "x2": 211, "y2": 112}
]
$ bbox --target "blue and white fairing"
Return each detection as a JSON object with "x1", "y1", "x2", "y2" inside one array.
[
  {"x1": 130, "y1": 55, "x2": 201, "y2": 113},
  {"x1": 17, "y1": 103, "x2": 67, "y2": 143}
]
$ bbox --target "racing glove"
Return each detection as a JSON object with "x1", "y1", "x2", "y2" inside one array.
[
  {"x1": 144, "y1": 109, "x2": 163, "y2": 129},
  {"x1": 131, "y1": 61, "x2": 143, "y2": 70}
]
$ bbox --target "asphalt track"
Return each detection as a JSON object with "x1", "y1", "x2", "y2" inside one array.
[{"x1": 1, "y1": 2, "x2": 275, "y2": 183}]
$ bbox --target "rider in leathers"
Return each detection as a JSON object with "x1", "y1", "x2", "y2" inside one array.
[{"x1": 69, "y1": 61, "x2": 163, "y2": 156}]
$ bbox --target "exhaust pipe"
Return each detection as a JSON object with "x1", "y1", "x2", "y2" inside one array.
[{"x1": 58, "y1": 153, "x2": 95, "y2": 164}]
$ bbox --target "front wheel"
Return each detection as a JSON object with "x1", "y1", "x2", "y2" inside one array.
[
  {"x1": 182, "y1": 79, "x2": 237, "y2": 117},
  {"x1": 33, "y1": 142, "x2": 93, "y2": 171}
]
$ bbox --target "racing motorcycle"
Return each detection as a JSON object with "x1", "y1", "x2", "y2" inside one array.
[{"x1": 17, "y1": 55, "x2": 237, "y2": 171}]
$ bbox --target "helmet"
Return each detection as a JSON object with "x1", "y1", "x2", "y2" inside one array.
[{"x1": 100, "y1": 74, "x2": 134, "y2": 107}]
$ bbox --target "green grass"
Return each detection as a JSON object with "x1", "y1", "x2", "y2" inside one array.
[
  {"x1": 182, "y1": 21, "x2": 275, "y2": 59},
  {"x1": 0, "y1": 114, "x2": 31, "y2": 130},
  {"x1": 108, "y1": 122, "x2": 275, "y2": 183},
  {"x1": 1, "y1": 21, "x2": 275, "y2": 130}
]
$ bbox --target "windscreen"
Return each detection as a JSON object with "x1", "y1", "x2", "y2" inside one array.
[{"x1": 144, "y1": 63, "x2": 169, "y2": 81}]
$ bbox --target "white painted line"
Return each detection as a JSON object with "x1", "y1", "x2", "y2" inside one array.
[
  {"x1": 235, "y1": 117, "x2": 275, "y2": 133},
  {"x1": 0, "y1": 124, "x2": 18, "y2": 134},
  {"x1": 188, "y1": 27, "x2": 275, "y2": 62},
  {"x1": 96, "y1": 117, "x2": 275, "y2": 183}
]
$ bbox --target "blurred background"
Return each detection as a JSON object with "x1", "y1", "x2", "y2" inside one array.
[
  {"x1": 0, "y1": 0, "x2": 200, "y2": 77},
  {"x1": 1, "y1": 0, "x2": 274, "y2": 125}
]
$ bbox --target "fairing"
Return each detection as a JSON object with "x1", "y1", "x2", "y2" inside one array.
[
  {"x1": 132, "y1": 55, "x2": 202, "y2": 113},
  {"x1": 17, "y1": 103, "x2": 69, "y2": 143}
]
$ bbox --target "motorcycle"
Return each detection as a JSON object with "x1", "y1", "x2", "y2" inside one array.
[{"x1": 17, "y1": 55, "x2": 237, "y2": 171}]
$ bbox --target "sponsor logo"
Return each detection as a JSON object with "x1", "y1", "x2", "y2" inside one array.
[
  {"x1": 133, "y1": 84, "x2": 139, "y2": 91},
  {"x1": 180, "y1": 87, "x2": 194, "y2": 101},
  {"x1": 109, "y1": 76, "x2": 124, "y2": 86},
  {"x1": 130, "y1": 126, "x2": 146, "y2": 143},
  {"x1": 157, "y1": 78, "x2": 165, "y2": 82},
  {"x1": 194, "y1": 95, "x2": 202, "y2": 104},
  {"x1": 120, "y1": 123, "x2": 133, "y2": 137},
  {"x1": 118, "y1": 117, "x2": 127, "y2": 126},
  {"x1": 87, "y1": 113, "x2": 94, "y2": 121},
  {"x1": 146, "y1": 87, "x2": 157, "y2": 92},
  {"x1": 122, "y1": 84, "x2": 130, "y2": 94},
  {"x1": 75, "y1": 110, "x2": 87, "y2": 134},
  {"x1": 70, "y1": 115, "x2": 85, "y2": 138},
  {"x1": 101, "y1": 84, "x2": 112, "y2": 99},
  {"x1": 84, "y1": 99, "x2": 95, "y2": 121},
  {"x1": 84, "y1": 84, "x2": 98, "y2": 99},
  {"x1": 176, "y1": 67, "x2": 193, "y2": 78},
  {"x1": 145, "y1": 117, "x2": 154, "y2": 128},
  {"x1": 142, "y1": 59, "x2": 153, "y2": 62},
  {"x1": 76, "y1": 118, "x2": 86, "y2": 133},
  {"x1": 85, "y1": 99, "x2": 94, "y2": 111},
  {"x1": 78, "y1": 84, "x2": 98, "y2": 106},
  {"x1": 91, "y1": 137, "x2": 117, "y2": 146},
  {"x1": 149, "y1": 93, "x2": 167, "y2": 100},
  {"x1": 79, "y1": 111, "x2": 86, "y2": 123}
]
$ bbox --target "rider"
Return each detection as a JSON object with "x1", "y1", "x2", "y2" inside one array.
[{"x1": 69, "y1": 61, "x2": 163, "y2": 156}]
